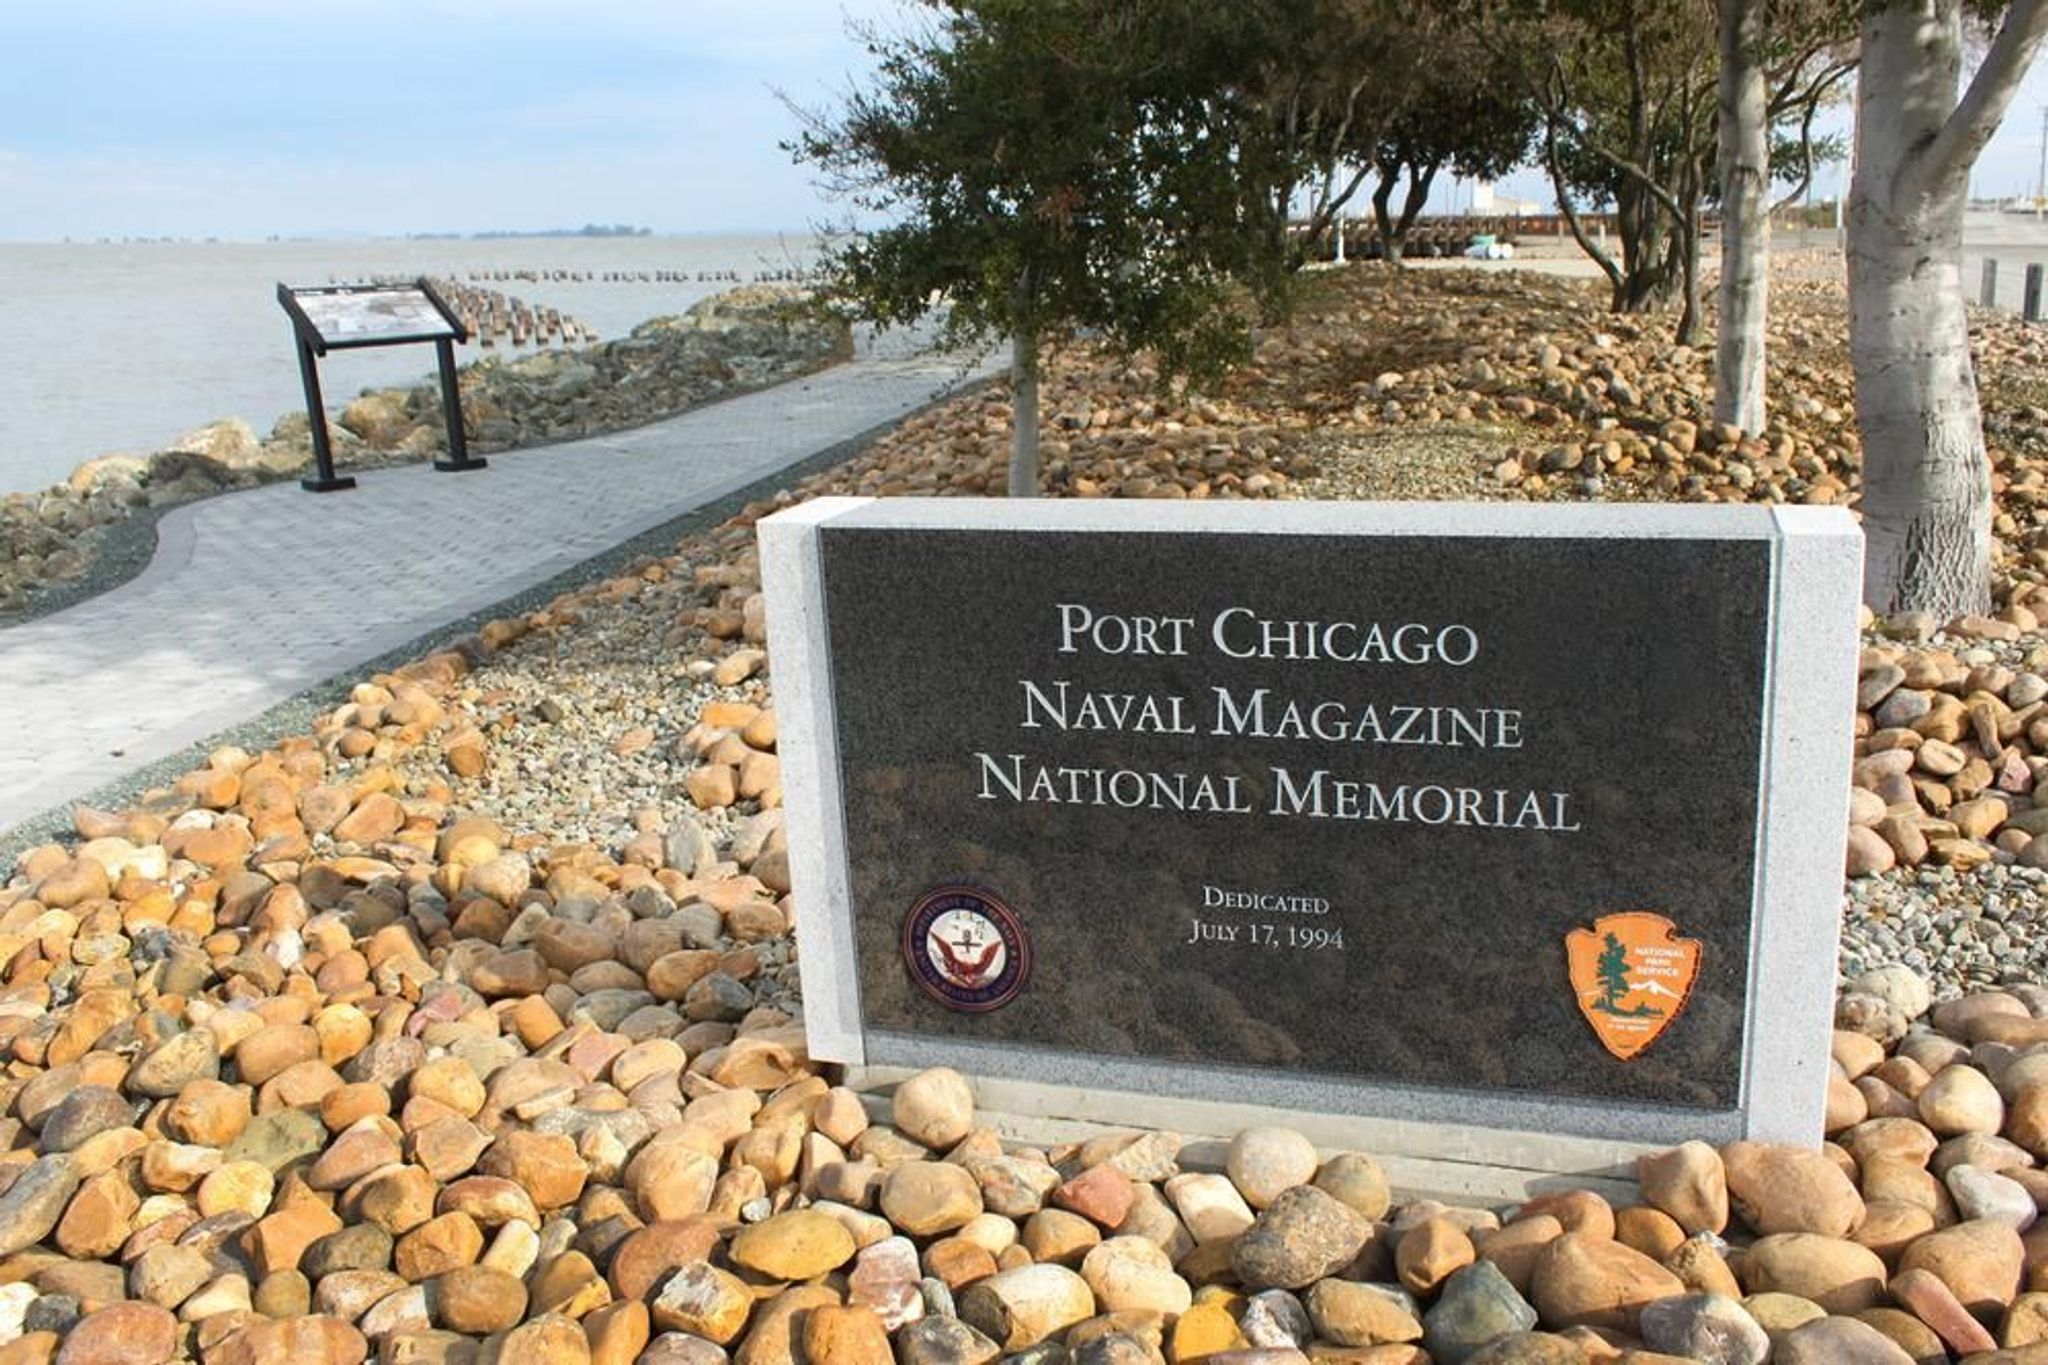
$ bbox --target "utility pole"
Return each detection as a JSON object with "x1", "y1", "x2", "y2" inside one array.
[{"x1": 2037, "y1": 104, "x2": 2047, "y2": 217}]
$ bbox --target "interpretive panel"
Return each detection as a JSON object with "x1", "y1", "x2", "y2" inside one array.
[{"x1": 289, "y1": 284, "x2": 459, "y2": 349}]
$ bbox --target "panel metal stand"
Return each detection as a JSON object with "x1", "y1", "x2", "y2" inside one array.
[
  {"x1": 294, "y1": 334, "x2": 356, "y2": 494},
  {"x1": 430, "y1": 337, "x2": 487, "y2": 474}
]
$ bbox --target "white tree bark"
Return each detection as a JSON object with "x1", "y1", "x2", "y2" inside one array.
[
  {"x1": 1849, "y1": 0, "x2": 2048, "y2": 617},
  {"x1": 1714, "y1": 0, "x2": 1769, "y2": 435},
  {"x1": 1008, "y1": 323, "x2": 1041, "y2": 497}
]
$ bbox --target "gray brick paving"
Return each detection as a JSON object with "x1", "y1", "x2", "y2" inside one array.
[{"x1": 0, "y1": 341, "x2": 992, "y2": 834}]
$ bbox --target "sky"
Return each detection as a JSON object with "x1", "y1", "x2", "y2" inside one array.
[
  {"x1": 2, "y1": 2, "x2": 2048, "y2": 242},
  {"x1": 0, "y1": 0, "x2": 903, "y2": 240}
]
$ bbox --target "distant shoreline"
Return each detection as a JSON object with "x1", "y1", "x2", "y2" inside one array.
[{"x1": 0, "y1": 227, "x2": 819, "y2": 247}]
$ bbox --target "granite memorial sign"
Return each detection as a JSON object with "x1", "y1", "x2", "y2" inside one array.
[{"x1": 762, "y1": 499, "x2": 1862, "y2": 1145}]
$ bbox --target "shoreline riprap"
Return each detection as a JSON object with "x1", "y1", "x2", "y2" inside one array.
[{"x1": 0, "y1": 286, "x2": 851, "y2": 622}]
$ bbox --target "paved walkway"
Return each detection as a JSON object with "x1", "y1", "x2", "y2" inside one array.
[{"x1": 0, "y1": 337, "x2": 992, "y2": 834}]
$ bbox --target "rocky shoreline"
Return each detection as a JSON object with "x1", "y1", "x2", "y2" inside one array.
[
  {"x1": 0, "y1": 286, "x2": 852, "y2": 621},
  {"x1": 2, "y1": 262, "x2": 2048, "y2": 1360}
]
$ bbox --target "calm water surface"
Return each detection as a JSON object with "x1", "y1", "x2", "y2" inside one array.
[{"x1": 0, "y1": 233, "x2": 816, "y2": 494}]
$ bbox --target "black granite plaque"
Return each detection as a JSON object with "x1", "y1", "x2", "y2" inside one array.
[{"x1": 817, "y1": 528, "x2": 1772, "y2": 1112}]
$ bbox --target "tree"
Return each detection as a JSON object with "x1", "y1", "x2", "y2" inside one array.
[
  {"x1": 1851, "y1": 0, "x2": 2048, "y2": 616},
  {"x1": 1227, "y1": 0, "x2": 1417, "y2": 270},
  {"x1": 1595, "y1": 933, "x2": 1632, "y2": 1012},
  {"x1": 1369, "y1": 39, "x2": 1539, "y2": 264},
  {"x1": 1484, "y1": 0, "x2": 1847, "y2": 343},
  {"x1": 1496, "y1": 0, "x2": 1719, "y2": 335},
  {"x1": 1717, "y1": 0, "x2": 1772, "y2": 434},
  {"x1": 789, "y1": 1, "x2": 1287, "y2": 495},
  {"x1": 1716, "y1": 2, "x2": 1856, "y2": 434}
]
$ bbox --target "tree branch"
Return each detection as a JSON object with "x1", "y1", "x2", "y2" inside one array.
[
  {"x1": 1913, "y1": 0, "x2": 2048, "y2": 204},
  {"x1": 1555, "y1": 116, "x2": 1690, "y2": 225},
  {"x1": 1771, "y1": 81, "x2": 1826, "y2": 214},
  {"x1": 1547, "y1": 121, "x2": 1624, "y2": 293}
]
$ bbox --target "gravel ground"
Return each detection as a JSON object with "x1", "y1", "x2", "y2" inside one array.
[
  {"x1": 1840, "y1": 861, "x2": 2048, "y2": 998},
  {"x1": 1285, "y1": 424, "x2": 1525, "y2": 501},
  {"x1": 1835, "y1": 624, "x2": 2048, "y2": 998}
]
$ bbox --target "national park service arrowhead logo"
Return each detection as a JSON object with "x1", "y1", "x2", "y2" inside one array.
[{"x1": 1565, "y1": 911, "x2": 1701, "y2": 1061}]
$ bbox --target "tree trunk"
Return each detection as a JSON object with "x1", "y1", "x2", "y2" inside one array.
[
  {"x1": 1716, "y1": 0, "x2": 1769, "y2": 432},
  {"x1": 1396, "y1": 163, "x2": 1438, "y2": 245},
  {"x1": 1613, "y1": 181, "x2": 1671, "y2": 314},
  {"x1": 1848, "y1": 0, "x2": 1991, "y2": 617},
  {"x1": 1618, "y1": 217, "x2": 1670, "y2": 312},
  {"x1": 1672, "y1": 160, "x2": 1706, "y2": 347},
  {"x1": 1372, "y1": 168, "x2": 1403, "y2": 266},
  {"x1": 1008, "y1": 323, "x2": 1041, "y2": 497}
]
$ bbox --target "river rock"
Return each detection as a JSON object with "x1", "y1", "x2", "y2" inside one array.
[
  {"x1": 896, "y1": 1315, "x2": 1003, "y2": 1365},
  {"x1": 126, "y1": 1028, "x2": 221, "y2": 1097},
  {"x1": 650, "y1": 1262, "x2": 753, "y2": 1343},
  {"x1": 1773, "y1": 1315, "x2": 1916, "y2": 1364},
  {"x1": 892, "y1": 1067, "x2": 976, "y2": 1148},
  {"x1": 1423, "y1": 1260, "x2": 1538, "y2": 1363},
  {"x1": 1895, "y1": 1217, "x2": 2024, "y2": 1314},
  {"x1": 1947, "y1": 1163, "x2": 2038, "y2": 1229},
  {"x1": 0, "y1": 1153, "x2": 80, "y2": 1255},
  {"x1": 1637, "y1": 1140, "x2": 1728, "y2": 1234},
  {"x1": 729, "y1": 1208, "x2": 856, "y2": 1279},
  {"x1": 1637, "y1": 1292, "x2": 1769, "y2": 1365},
  {"x1": 1919, "y1": 1063, "x2": 2004, "y2": 1134},
  {"x1": 1304, "y1": 1277, "x2": 1423, "y2": 1346},
  {"x1": 881, "y1": 1161, "x2": 983, "y2": 1236},
  {"x1": 1739, "y1": 1233, "x2": 1888, "y2": 1313},
  {"x1": 1528, "y1": 1231, "x2": 1685, "y2": 1332},
  {"x1": 1231, "y1": 1185, "x2": 1372, "y2": 1290},
  {"x1": 958, "y1": 1263, "x2": 1096, "y2": 1350},
  {"x1": 53, "y1": 1304, "x2": 173, "y2": 1364},
  {"x1": 1721, "y1": 1140, "x2": 1863, "y2": 1237},
  {"x1": 1226, "y1": 1126, "x2": 1321, "y2": 1209},
  {"x1": 1079, "y1": 1236, "x2": 1191, "y2": 1315},
  {"x1": 1312, "y1": 1151, "x2": 1392, "y2": 1220}
]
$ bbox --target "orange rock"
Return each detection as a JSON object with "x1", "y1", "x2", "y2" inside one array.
[
  {"x1": 1721, "y1": 1140, "x2": 1865, "y2": 1238},
  {"x1": 1529, "y1": 1231, "x2": 1685, "y2": 1333},
  {"x1": 480, "y1": 1129, "x2": 587, "y2": 1211},
  {"x1": 395, "y1": 1211, "x2": 483, "y2": 1281},
  {"x1": 333, "y1": 792, "x2": 405, "y2": 845},
  {"x1": 244, "y1": 1199, "x2": 344, "y2": 1275},
  {"x1": 1898, "y1": 1218, "x2": 2025, "y2": 1317},
  {"x1": 584, "y1": 1299, "x2": 650, "y2": 1365},
  {"x1": 1398, "y1": 1218, "x2": 1476, "y2": 1296},
  {"x1": 233, "y1": 1025, "x2": 320, "y2": 1086},
  {"x1": 164, "y1": 1079, "x2": 251, "y2": 1148},
  {"x1": 801, "y1": 1304, "x2": 893, "y2": 1365},
  {"x1": 432, "y1": 1263, "x2": 527, "y2": 1334},
  {"x1": 205, "y1": 1313, "x2": 367, "y2": 1365},
  {"x1": 54, "y1": 1169, "x2": 138, "y2": 1260},
  {"x1": 1054, "y1": 1164, "x2": 1135, "y2": 1229},
  {"x1": 606, "y1": 1218, "x2": 724, "y2": 1301},
  {"x1": 52, "y1": 1302, "x2": 176, "y2": 1365}
]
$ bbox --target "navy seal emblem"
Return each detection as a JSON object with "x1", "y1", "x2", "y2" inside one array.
[{"x1": 902, "y1": 886, "x2": 1031, "y2": 1012}]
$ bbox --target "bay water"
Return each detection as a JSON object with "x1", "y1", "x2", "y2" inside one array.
[{"x1": 0, "y1": 232, "x2": 817, "y2": 495}]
